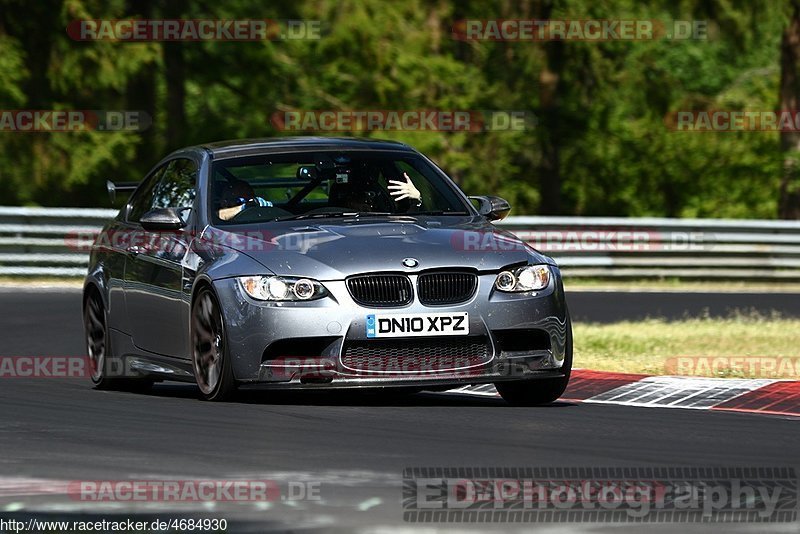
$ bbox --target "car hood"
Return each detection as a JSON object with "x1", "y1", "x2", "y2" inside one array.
[{"x1": 204, "y1": 216, "x2": 551, "y2": 280}]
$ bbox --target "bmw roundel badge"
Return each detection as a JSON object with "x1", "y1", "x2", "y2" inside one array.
[{"x1": 402, "y1": 258, "x2": 419, "y2": 268}]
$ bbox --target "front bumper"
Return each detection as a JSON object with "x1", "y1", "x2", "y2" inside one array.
[{"x1": 213, "y1": 270, "x2": 569, "y2": 389}]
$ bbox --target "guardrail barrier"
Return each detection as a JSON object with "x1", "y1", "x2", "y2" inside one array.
[{"x1": 1, "y1": 207, "x2": 799, "y2": 279}]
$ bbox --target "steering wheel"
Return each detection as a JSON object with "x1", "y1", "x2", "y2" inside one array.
[
  {"x1": 301, "y1": 206, "x2": 352, "y2": 215},
  {"x1": 229, "y1": 206, "x2": 291, "y2": 223}
]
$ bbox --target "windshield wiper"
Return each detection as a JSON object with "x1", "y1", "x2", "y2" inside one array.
[
  {"x1": 275, "y1": 210, "x2": 465, "y2": 221},
  {"x1": 275, "y1": 211, "x2": 395, "y2": 221},
  {"x1": 275, "y1": 212, "x2": 355, "y2": 221}
]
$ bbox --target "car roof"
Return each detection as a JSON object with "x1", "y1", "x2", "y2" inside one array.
[{"x1": 197, "y1": 137, "x2": 415, "y2": 159}]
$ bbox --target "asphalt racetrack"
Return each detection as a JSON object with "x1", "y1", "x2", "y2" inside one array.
[
  {"x1": 5, "y1": 288, "x2": 800, "y2": 358},
  {"x1": 0, "y1": 288, "x2": 798, "y2": 532}
]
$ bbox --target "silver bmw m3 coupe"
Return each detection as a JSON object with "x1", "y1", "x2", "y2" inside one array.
[{"x1": 83, "y1": 137, "x2": 572, "y2": 403}]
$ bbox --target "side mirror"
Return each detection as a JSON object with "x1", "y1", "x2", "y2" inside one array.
[
  {"x1": 140, "y1": 208, "x2": 187, "y2": 231},
  {"x1": 469, "y1": 195, "x2": 511, "y2": 221}
]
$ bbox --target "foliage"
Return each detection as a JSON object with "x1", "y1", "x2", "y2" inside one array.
[{"x1": 0, "y1": 0, "x2": 792, "y2": 217}]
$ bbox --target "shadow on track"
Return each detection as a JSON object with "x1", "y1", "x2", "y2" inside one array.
[{"x1": 134, "y1": 383, "x2": 578, "y2": 409}]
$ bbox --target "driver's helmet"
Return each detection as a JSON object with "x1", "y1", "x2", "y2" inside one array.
[{"x1": 327, "y1": 163, "x2": 389, "y2": 212}]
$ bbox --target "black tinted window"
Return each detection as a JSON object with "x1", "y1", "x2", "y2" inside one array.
[
  {"x1": 152, "y1": 159, "x2": 197, "y2": 211},
  {"x1": 210, "y1": 151, "x2": 468, "y2": 225},
  {"x1": 127, "y1": 165, "x2": 166, "y2": 223},
  {"x1": 128, "y1": 159, "x2": 197, "y2": 223}
]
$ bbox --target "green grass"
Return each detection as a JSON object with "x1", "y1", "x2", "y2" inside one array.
[
  {"x1": 0, "y1": 276, "x2": 83, "y2": 287},
  {"x1": 564, "y1": 278, "x2": 800, "y2": 293},
  {"x1": 574, "y1": 313, "x2": 800, "y2": 378},
  {"x1": 0, "y1": 279, "x2": 797, "y2": 379}
]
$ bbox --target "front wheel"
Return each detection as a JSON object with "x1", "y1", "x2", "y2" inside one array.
[
  {"x1": 495, "y1": 317, "x2": 573, "y2": 406},
  {"x1": 191, "y1": 287, "x2": 237, "y2": 401}
]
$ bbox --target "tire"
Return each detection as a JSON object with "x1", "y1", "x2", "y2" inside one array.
[
  {"x1": 495, "y1": 317, "x2": 573, "y2": 406},
  {"x1": 191, "y1": 287, "x2": 237, "y2": 401},
  {"x1": 84, "y1": 291, "x2": 152, "y2": 392}
]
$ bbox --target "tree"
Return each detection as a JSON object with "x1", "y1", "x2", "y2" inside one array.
[{"x1": 780, "y1": 0, "x2": 800, "y2": 219}]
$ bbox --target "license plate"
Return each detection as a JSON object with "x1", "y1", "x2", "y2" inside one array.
[{"x1": 366, "y1": 312, "x2": 469, "y2": 338}]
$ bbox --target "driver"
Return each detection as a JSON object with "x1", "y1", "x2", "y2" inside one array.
[
  {"x1": 218, "y1": 180, "x2": 273, "y2": 221},
  {"x1": 328, "y1": 166, "x2": 423, "y2": 212},
  {"x1": 388, "y1": 172, "x2": 422, "y2": 208}
]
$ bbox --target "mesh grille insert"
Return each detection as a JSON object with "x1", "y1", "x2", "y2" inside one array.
[{"x1": 341, "y1": 336, "x2": 491, "y2": 373}]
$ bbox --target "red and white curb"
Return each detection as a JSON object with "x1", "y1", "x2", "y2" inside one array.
[{"x1": 452, "y1": 369, "x2": 800, "y2": 417}]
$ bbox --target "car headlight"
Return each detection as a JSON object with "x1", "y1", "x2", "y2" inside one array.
[
  {"x1": 494, "y1": 265, "x2": 551, "y2": 292},
  {"x1": 237, "y1": 276, "x2": 327, "y2": 301}
]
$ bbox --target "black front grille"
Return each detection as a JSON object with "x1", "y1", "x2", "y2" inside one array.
[
  {"x1": 417, "y1": 272, "x2": 478, "y2": 305},
  {"x1": 347, "y1": 274, "x2": 413, "y2": 307},
  {"x1": 341, "y1": 337, "x2": 491, "y2": 373}
]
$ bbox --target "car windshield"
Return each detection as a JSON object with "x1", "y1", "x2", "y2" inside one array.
[{"x1": 210, "y1": 150, "x2": 470, "y2": 225}]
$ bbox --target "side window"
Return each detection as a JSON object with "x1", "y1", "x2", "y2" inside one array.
[
  {"x1": 127, "y1": 158, "x2": 198, "y2": 223},
  {"x1": 127, "y1": 165, "x2": 167, "y2": 223}
]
